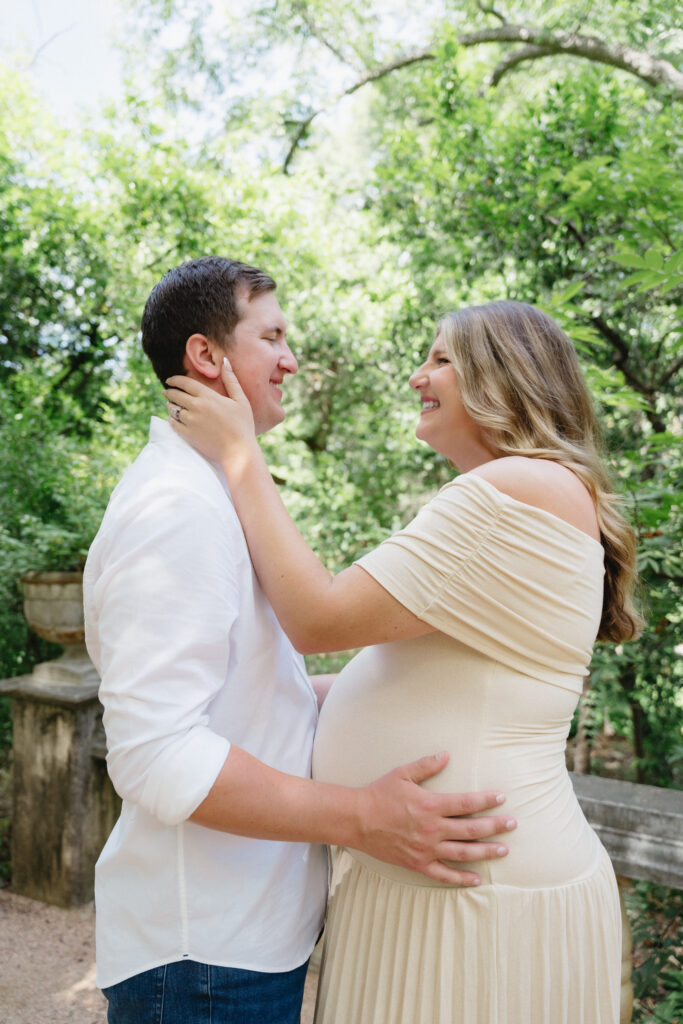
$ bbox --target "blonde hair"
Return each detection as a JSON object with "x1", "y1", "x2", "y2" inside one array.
[{"x1": 437, "y1": 300, "x2": 643, "y2": 643}]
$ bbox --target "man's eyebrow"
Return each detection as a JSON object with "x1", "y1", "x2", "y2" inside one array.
[{"x1": 264, "y1": 324, "x2": 285, "y2": 336}]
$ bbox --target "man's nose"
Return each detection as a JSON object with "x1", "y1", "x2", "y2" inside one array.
[{"x1": 280, "y1": 344, "x2": 298, "y2": 374}]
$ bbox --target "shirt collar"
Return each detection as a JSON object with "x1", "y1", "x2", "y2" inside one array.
[
  {"x1": 148, "y1": 416, "x2": 232, "y2": 498},
  {"x1": 149, "y1": 414, "x2": 191, "y2": 448}
]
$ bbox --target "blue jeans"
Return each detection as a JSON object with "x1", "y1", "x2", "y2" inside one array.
[{"x1": 102, "y1": 958, "x2": 310, "y2": 1024}]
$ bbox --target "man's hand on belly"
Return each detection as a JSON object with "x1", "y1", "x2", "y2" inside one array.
[{"x1": 355, "y1": 751, "x2": 516, "y2": 885}]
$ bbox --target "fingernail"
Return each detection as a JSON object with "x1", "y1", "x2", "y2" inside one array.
[
  {"x1": 469, "y1": 877, "x2": 481, "y2": 886},
  {"x1": 495, "y1": 794, "x2": 505, "y2": 804},
  {"x1": 223, "y1": 357, "x2": 230, "y2": 367},
  {"x1": 506, "y1": 819, "x2": 517, "y2": 830},
  {"x1": 496, "y1": 846, "x2": 507, "y2": 856}
]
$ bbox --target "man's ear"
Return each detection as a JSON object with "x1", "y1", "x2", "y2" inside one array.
[{"x1": 184, "y1": 334, "x2": 222, "y2": 380}]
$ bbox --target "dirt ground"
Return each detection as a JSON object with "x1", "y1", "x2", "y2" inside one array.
[{"x1": 0, "y1": 888, "x2": 319, "y2": 1024}]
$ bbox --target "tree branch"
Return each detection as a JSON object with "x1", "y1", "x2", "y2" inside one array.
[
  {"x1": 591, "y1": 315, "x2": 646, "y2": 390},
  {"x1": 486, "y1": 44, "x2": 554, "y2": 87},
  {"x1": 459, "y1": 26, "x2": 683, "y2": 95},
  {"x1": 282, "y1": 46, "x2": 434, "y2": 172},
  {"x1": 590, "y1": 315, "x2": 668, "y2": 433},
  {"x1": 657, "y1": 352, "x2": 683, "y2": 388},
  {"x1": 344, "y1": 47, "x2": 436, "y2": 96},
  {"x1": 543, "y1": 213, "x2": 587, "y2": 248},
  {"x1": 293, "y1": 4, "x2": 365, "y2": 73},
  {"x1": 26, "y1": 25, "x2": 75, "y2": 70},
  {"x1": 282, "y1": 110, "x2": 318, "y2": 174},
  {"x1": 476, "y1": 1, "x2": 507, "y2": 25},
  {"x1": 281, "y1": 23, "x2": 683, "y2": 170}
]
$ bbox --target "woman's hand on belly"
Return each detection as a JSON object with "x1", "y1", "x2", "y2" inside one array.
[{"x1": 354, "y1": 751, "x2": 516, "y2": 885}]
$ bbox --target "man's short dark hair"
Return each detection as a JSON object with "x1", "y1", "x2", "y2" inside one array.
[{"x1": 141, "y1": 256, "x2": 276, "y2": 383}]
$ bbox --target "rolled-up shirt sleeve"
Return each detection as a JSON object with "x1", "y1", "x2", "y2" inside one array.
[{"x1": 87, "y1": 483, "x2": 239, "y2": 826}]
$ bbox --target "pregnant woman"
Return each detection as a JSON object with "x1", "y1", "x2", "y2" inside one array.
[{"x1": 165, "y1": 300, "x2": 641, "y2": 1023}]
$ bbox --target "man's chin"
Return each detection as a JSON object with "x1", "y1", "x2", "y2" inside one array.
[{"x1": 256, "y1": 407, "x2": 286, "y2": 435}]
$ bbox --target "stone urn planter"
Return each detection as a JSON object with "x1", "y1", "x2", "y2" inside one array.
[{"x1": 21, "y1": 570, "x2": 98, "y2": 685}]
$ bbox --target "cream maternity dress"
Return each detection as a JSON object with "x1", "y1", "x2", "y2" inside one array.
[{"x1": 312, "y1": 473, "x2": 621, "y2": 1024}]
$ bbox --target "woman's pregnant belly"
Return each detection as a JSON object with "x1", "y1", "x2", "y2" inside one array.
[{"x1": 313, "y1": 633, "x2": 601, "y2": 888}]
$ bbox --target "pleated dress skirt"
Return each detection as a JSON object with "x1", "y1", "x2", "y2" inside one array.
[{"x1": 314, "y1": 844, "x2": 621, "y2": 1024}]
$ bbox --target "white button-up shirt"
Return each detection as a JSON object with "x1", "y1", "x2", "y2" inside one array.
[{"x1": 84, "y1": 417, "x2": 327, "y2": 989}]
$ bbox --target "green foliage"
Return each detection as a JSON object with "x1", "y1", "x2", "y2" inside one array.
[
  {"x1": 627, "y1": 882, "x2": 683, "y2": 1023},
  {"x1": 0, "y1": 70, "x2": 124, "y2": 429},
  {"x1": 0, "y1": 378, "x2": 136, "y2": 679}
]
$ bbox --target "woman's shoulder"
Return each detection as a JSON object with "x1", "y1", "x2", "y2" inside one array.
[{"x1": 468, "y1": 457, "x2": 601, "y2": 542}]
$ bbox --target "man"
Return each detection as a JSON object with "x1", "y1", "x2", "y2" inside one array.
[{"x1": 84, "y1": 256, "x2": 515, "y2": 1024}]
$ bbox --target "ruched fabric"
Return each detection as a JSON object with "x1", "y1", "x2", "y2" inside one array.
[
  {"x1": 312, "y1": 472, "x2": 621, "y2": 1024},
  {"x1": 356, "y1": 473, "x2": 605, "y2": 693}
]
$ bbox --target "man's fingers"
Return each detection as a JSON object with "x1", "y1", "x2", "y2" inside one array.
[
  {"x1": 400, "y1": 757, "x2": 508, "y2": 819},
  {"x1": 443, "y1": 813, "x2": 517, "y2": 841},
  {"x1": 402, "y1": 751, "x2": 450, "y2": 784},
  {"x1": 423, "y1": 862, "x2": 482, "y2": 886},
  {"x1": 437, "y1": 789, "x2": 508, "y2": 817},
  {"x1": 437, "y1": 840, "x2": 509, "y2": 863}
]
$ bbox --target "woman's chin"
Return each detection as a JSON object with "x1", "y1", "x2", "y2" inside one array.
[{"x1": 415, "y1": 422, "x2": 441, "y2": 451}]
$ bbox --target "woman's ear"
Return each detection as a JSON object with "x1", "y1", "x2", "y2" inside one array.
[{"x1": 184, "y1": 334, "x2": 222, "y2": 380}]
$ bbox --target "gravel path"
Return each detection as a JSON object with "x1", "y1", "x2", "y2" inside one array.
[{"x1": 0, "y1": 888, "x2": 319, "y2": 1023}]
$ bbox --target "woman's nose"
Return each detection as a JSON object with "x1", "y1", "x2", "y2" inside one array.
[{"x1": 409, "y1": 365, "x2": 427, "y2": 390}]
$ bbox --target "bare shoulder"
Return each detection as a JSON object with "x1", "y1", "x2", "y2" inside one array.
[{"x1": 471, "y1": 457, "x2": 600, "y2": 541}]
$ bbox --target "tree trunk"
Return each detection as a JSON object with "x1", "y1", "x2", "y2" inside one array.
[
  {"x1": 619, "y1": 662, "x2": 645, "y2": 783},
  {"x1": 573, "y1": 672, "x2": 593, "y2": 774}
]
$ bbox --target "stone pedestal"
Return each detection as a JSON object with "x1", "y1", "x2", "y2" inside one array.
[
  {"x1": 0, "y1": 570, "x2": 121, "y2": 907},
  {"x1": 2, "y1": 675, "x2": 120, "y2": 907}
]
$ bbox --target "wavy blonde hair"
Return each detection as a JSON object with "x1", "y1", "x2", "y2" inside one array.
[{"x1": 437, "y1": 300, "x2": 643, "y2": 643}]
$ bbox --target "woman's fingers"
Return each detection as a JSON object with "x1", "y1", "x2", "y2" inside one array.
[
  {"x1": 164, "y1": 360, "x2": 249, "y2": 410},
  {"x1": 162, "y1": 359, "x2": 257, "y2": 458},
  {"x1": 221, "y1": 357, "x2": 247, "y2": 402},
  {"x1": 167, "y1": 401, "x2": 185, "y2": 425},
  {"x1": 163, "y1": 385, "x2": 196, "y2": 411},
  {"x1": 165, "y1": 374, "x2": 204, "y2": 397}
]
